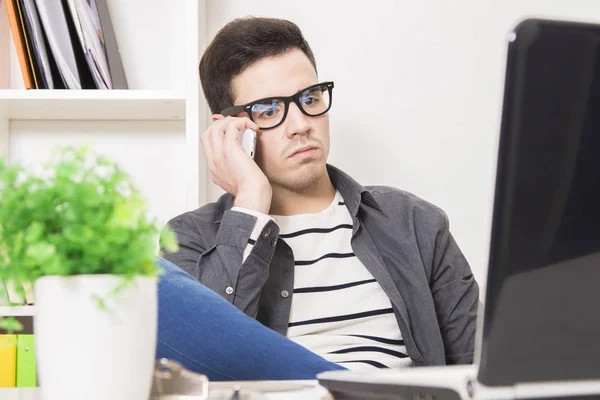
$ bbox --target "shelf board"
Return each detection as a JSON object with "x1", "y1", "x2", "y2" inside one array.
[
  {"x1": 0, "y1": 90, "x2": 185, "y2": 120},
  {"x1": 0, "y1": 388, "x2": 38, "y2": 400},
  {"x1": 0, "y1": 305, "x2": 35, "y2": 316}
]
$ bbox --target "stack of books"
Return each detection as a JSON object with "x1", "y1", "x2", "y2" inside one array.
[
  {"x1": 0, "y1": 316, "x2": 36, "y2": 388},
  {"x1": 3, "y1": 0, "x2": 128, "y2": 89},
  {"x1": 0, "y1": 280, "x2": 34, "y2": 306}
]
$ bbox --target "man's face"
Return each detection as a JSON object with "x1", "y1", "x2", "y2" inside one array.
[{"x1": 230, "y1": 48, "x2": 330, "y2": 192}]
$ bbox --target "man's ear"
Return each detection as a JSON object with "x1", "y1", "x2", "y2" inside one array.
[{"x1": 212, "y1": 114, "x2": 225, "y2": 122}]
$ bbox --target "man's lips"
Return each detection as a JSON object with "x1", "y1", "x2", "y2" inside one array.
[{"x1": 289, "y1": 146, "x2": 318, "y2": 158}]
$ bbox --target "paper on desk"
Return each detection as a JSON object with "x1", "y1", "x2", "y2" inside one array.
[
  {"x1": 34, "y1": 0, "x2": 81, "y2": 89},
  {"x1": 209, "y1": 381, "x2": 315, "y2": 393},
  {"x1": 209, "y1": 381, "x2": 331, "y2": 400}
]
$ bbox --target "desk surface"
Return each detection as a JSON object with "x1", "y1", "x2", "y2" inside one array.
[{"x1": 0, "y1": 380, "x2": 332, "y2": 400}]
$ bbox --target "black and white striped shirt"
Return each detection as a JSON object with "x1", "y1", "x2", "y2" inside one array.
[{"x1": 234, "y1": 191, "x2": 412, "y2": 371}]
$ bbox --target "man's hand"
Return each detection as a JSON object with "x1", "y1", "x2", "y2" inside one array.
[{"x1": 200, "y1": 116, "x2": 272, "y2": 214}]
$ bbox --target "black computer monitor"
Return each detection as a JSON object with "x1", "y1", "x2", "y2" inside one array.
[{"x1": 479, "y1": 18, "x2": 600, "y2": 386}]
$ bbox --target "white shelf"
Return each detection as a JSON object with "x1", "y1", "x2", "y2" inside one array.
[
  {"x1": 0, "y1": 90, "x2": 186, "y2": 121},
  {"x1": 0, "y1": 306, "x2": 35, "y2": 316},
  {"x1": 0, "y1": 388, "x2": 37, "y2": 400}
]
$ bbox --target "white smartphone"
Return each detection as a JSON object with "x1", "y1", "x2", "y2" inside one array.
[{"x1": 240, "y1": 128, "x2": 257, "y2": 159}]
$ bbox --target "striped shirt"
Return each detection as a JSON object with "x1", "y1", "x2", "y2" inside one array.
[{"x1": 235, "y1": 191, "x2": 412, "y2": 371}]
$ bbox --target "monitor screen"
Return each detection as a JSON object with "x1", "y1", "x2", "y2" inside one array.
[{"x1": 479, "y1": 18, "x2": 600, "y2": 386}]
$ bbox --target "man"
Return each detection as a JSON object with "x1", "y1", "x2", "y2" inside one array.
[{"x1": 157, "y1": 16, "x2": 479, "y2": 380}]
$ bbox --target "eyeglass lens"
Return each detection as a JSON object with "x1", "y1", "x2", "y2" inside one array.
[{"x1": 249, "y1": 84, "x2": 331, "y2": 129}]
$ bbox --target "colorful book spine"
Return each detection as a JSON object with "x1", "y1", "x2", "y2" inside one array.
[
  {"x1": 3, "y1": 0, "x2": 34, "y2": 89},
  {"x1": 16, "y1": 334, "x2": 36, "y2": 387},
  {"x1": 0, "y1": 334, "x2": 17, "y2": 387},
  {"x1": 0, "y1": 317, "x2": 37, "y2": 387}
]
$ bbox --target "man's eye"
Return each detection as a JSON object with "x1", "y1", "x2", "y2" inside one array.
[
  {"x1": 261, "y1": 108, "x2": 276, "y2": 117},
  {"x1": 302, "y1": 95, "x2": 319, "y2": 106},
  {"x1": 252, "y1": 102, "x2": 281, "y2": 119}
]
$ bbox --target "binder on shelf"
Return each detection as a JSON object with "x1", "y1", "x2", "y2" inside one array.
[
  {"x1": 95, "y1": 0, "x2": 128, "y2": 89},
  {"x1": 14, "y1": 0, "x2": 44, "y2": 88},
  {"x1": 16, "y1": 334, "x2": 36, "y2": 387},
  {"x1": 4, "y1": 0, "x2": 34, "y2": 89},
  {"x1": 34, "y1": 0, "x2": 81, "y2": 88},
  {"x1": 5, "y1": 0, "x2": 128, "y2": 90},
  {"x1": 0, "y1": 334, "x2": 17, "y2": 388},
  {"x1": 68, "y1": 0, "x2": 111, "y2": 88},
  {"x1": 61, "y1": 0, "x2": 97, "y2": 89},
  {"x1": 20, "y1": 0, "x2": 54, "y2": 88}
]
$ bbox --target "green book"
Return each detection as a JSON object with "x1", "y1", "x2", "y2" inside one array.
[{"x1": 16, "y1": 334, "x2": 36, "y2": 387}]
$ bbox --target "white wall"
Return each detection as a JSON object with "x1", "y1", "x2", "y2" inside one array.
[
  {"x1": 204, "y1": 0, "x2": 600, "y2": 291},
  {"x1": 9, "y1": 120, "x2": 188, "y2": 226}
]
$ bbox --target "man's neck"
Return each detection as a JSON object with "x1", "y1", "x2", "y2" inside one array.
[{"x1": 269, "y1": 172, "x2": 336, "y2": 216}]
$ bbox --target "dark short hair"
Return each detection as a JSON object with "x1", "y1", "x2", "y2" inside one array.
[{"x1": 199, "y1": 17, "x2": 317, "y2": 114}]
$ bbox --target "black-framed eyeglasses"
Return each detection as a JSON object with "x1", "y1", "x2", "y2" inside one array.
[{"x1": 220, "y1": 81, "x2": 334, "y2": 130}]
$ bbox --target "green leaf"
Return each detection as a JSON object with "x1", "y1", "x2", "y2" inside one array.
[
  {"x1": 25, "y1": 222, "x2": 44, "y2": 244},
  {"x1": 0, "y1": 317, "x2": 24, "y2": 333},
  {"x1": 159, "y1": 227, "x2": 179, "y2": 253},
  {"x1": 25, "y1": 242, "x2": 57, "y2": 265},
  {"x1": 0, "y1": 146, "x2": 166, "y2": 309}
]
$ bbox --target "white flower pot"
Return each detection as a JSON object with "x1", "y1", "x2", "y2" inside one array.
[{"x1": 34, "y1": 275, "x2": 157, "y2": 400}]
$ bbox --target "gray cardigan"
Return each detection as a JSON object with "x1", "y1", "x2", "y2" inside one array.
[{"x1": 163, "y1": 165, "x2": 480, "y2": 366}]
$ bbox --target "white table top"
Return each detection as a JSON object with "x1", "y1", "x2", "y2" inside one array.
[{"x1": 0, "y1": 380, "x2": 332, "y2": 400}]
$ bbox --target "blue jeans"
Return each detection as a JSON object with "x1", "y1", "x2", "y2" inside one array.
[{"x1": 155, "y1": 258, "x2": 346, "y2": 381}]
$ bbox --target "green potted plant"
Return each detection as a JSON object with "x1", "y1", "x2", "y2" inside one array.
[{"x1": 0, "y1": 146, "x2": 177, "y2": 400}]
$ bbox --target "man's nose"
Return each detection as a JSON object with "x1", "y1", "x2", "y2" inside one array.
[{"x1": 284, "y1": 102, "x2": 311, "y2": 139}]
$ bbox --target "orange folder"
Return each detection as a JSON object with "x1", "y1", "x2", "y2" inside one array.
[{"x1": 4, "y1": 0, "x2": 34, "y2": 89}]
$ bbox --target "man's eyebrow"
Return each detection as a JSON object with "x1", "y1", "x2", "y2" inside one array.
[
  {"x1": 275, "y1": 83, "x2": 321, "y2": 97},
  {"x1": 240, "y1": 83, "x2": 321, "y2": 105}
]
